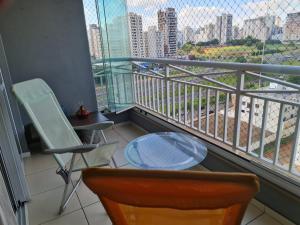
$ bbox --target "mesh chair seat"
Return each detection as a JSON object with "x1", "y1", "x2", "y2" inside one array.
[{"x1": 73, "y1": 143, "x2": 116, "y2": 171}]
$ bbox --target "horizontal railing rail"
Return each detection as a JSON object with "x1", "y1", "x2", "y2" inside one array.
[
  {"x1": 131, "y1": 57, "x2": 300, "y2": 75},
  {"x1": 97, "y1": 57, "x2": 300, "y2": 75}
]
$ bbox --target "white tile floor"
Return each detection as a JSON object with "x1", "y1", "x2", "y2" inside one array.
[{"x1": 24, "y1": 123, "x2": 295, "y2": 225}]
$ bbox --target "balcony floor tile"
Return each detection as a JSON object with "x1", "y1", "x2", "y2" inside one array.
[
  {"x1": 247, "y1": 214, "x2": 283, "y2": 225},
  {"x1": 242, "y1": 204, "x2": 264, "y2": 225},
  {"x1": 40, "y1": 209, "x2": 88, "y2": 225},
  {"x1": 27, "y1": 186, "x2": 81, "y2": 225},
  {"x1": 114, "y1": 123, "x2": 148, "y2": 142},
  {"x1": 26, "y1": 167, "x2": 64, "y2": 196},
  {"x1": 75, "y1": 180, "x2": 99, "y2": 208},
  {"x1": 83, "y1": 202, "x2": 112, "y2": 225},
  {"x1": 24, "y1": 153, "x2": 57, "y2": 175}
]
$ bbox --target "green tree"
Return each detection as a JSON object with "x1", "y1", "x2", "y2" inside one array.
[
  {"x1": 181, "y1": 42, "x2": 193, "y2": 54},
  {"x1": 196, "y1": 39, "x2": 219, "y2": 47},
  {"x1": 256, "y1": 42, "x2": 264, "y2": 50},
  {"x1": 235, "y1": 56, "x2": 247, "y2": 63},
  {"x1": 287, "y1": 76, "x2": 300, "y2": 85},
  {"x1": 244, "y1": 36, "x2": 260, "y2": 46},
  {"x1": 288, "y1": 41, "x2": 296, "y2": 47}
]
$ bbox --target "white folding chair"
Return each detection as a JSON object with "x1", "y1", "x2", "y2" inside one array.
[{"x1": 13, "y1": 78, "x2": 117, "y2": 214}]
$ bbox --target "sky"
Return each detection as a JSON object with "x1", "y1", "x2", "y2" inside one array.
[{"x1": 83, "y1": 0, "x2": 300, "y2": 31}]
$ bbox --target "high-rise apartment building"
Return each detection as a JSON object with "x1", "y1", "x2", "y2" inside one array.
[
  {"x1": 215, "y1": 16, "x2": 222, "y2": 41},
  {"x1": 177, "y1": 31, "x2": 184, "y2": 48},
  {"x1": 220, "y1": 14, "x2": 233, "y2": 44},
  {"x1": 143, "y1": 31, "x2": 149, "y2": 57},
  {"x1": 88, "y1": 24, "x2": 102, "y2": 59},
  {"x1": 158, "y1": 8, "x2": 178, "y2": 57},
  {"x1": 204, "y1": 23, "x2": 215, "y2": 42},
  {"x1": 243, "y1": 16, "x2": 278, "y2": 41},
  {"x1": 284, "y1": 12, "x2": 300, "y2": 42},
  {"x1": 194, "y1": 27, "x2": 205, "y2": 43},
  {"x1": 183, "y1": 26, "x2": 194, "y2": 44},
  {"x1": 215, "y1": 14, "x2": 233, "y2": 44},
  {"x1": 128, "y1": 12, "x2": 144, "y2": 57},
  {"x1": 147, "y1": 26, "x2": 164, "y2": 58},
  {"x1": 233, "y1": 26, "x2": 241, "y2": 39}
]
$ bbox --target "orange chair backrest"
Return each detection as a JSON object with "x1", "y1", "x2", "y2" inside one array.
[{"x1": 83, "y1": 168, "x2": 259, "y2": 225}]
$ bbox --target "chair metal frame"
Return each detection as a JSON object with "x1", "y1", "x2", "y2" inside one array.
[{"x1": 56, "y1": 129, "x2": 115, "y2": 214}]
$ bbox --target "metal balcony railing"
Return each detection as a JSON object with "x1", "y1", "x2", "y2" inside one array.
[{"x1": 129, "y1": 57, "x2": 300, "y2": 179}]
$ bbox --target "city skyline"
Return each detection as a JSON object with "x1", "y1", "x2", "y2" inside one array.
[
  {"x1": 127, "y1": 9, "x2": 299, "y2": 47},
  {"x1": 126, "y1": 0, "x2": 300, "y2": 30},
  {"x1": 88, "y1": 9, "x2": 299, "y2": 60},
  {"x1": 83, "y1": 0, "x2": 300, "y2": 31},
  {"x1": 85, "y1": 0, "x2": 299, "y2": 63}
]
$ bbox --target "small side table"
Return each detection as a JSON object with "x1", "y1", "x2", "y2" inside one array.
[
  {"x1": 125, "y1": 132, "x2": 207, "y2": 170},
  {"x1": 69, "y1": 111, "x2": 109, "y2": 143}
]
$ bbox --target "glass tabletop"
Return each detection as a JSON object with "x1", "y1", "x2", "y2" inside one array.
[{"x1": 124, "y1": 132, "x2": 207, "y2": 170}]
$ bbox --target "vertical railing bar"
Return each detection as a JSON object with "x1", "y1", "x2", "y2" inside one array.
[
  {"x1": 130, "y1": 72, "x2": 135, "y2": 105},
  {"x1": 274, "y1": 103, "x2": 285, "y2": 165},
  {"x1": 116, "y1": 74, "x2": 120, "y2": 105},
  {"x1": 259, "y1": 100, "x2": 269, "y2": 159},
  {"x1": 246, "y1": 97, "x2": 255, "y2": 153},
  {"x1": 206, "y1": 88, "x2": 210, "y2": 134},
  {"x1": 133, "y1": 74, "x2": 137, "y2": 104},
  {"x1": 233, "y1": 71, "x2": 244, "y2": 149},
  {"x1": 148, "y1": 77, "x2": 151, "y2": 109},
  {"x1": 198, "y1": 87, "x2": 202, "y2": 131},
  {"x1": 157, "y1": 78, "x2": 160, "y2": 113},
  {"x1": 161, "y1": 79, "x2": 165, "y2": 115},
  {"x1": 289, "y1": 107, "x2": 300, "y2": 172},
  {"x1": 141, "y1": 76, "x2": 144, "y2": 106},
  {"x1": 223, "y1": 93, "x2": 229, "y2": 142},
  {"x1": 152, "y1": 78, "x2": 156, "y2": 111},
  {"x1": 214, "y1": 90, "x2": 219, "y2": 138},
  {"x1": 123, "y1": 73, "x2": 128, "y2": 103},
  {"x1": 172, "y1": 81, "x2": 175, "y2": 119},
  {"x1": 184, "y1": 84, "x2": 188, "y2": 125},
  {"x1": 100, "y1": 75, "x2": 103, "y2": 86},
  {"x1": 166, "y1": 65, "x2": 170, "y2": 118},
  {"x1": 134, "y1": 74, "x2": 138, "y2": 104},
  {"x1": 191, "y1": 85, "x2": 195, "y2": 128},
  {"x1": 144, "y1": 76, "x2": 148, "y2": 108},
  {"x1": 138, "y1": 75, "x2": 142, "y2": 105},
  {"x1": 178, "y1": 83, "x2": 181, "y2": 123}
]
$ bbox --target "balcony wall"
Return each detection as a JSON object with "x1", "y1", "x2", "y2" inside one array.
[{"x1": 0, "y1": 0, "x2": 97, "y2": 125}]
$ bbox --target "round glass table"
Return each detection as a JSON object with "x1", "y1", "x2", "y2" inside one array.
[{"x1": 124, "y1": 132, "x2": 207, "y2": 170}]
